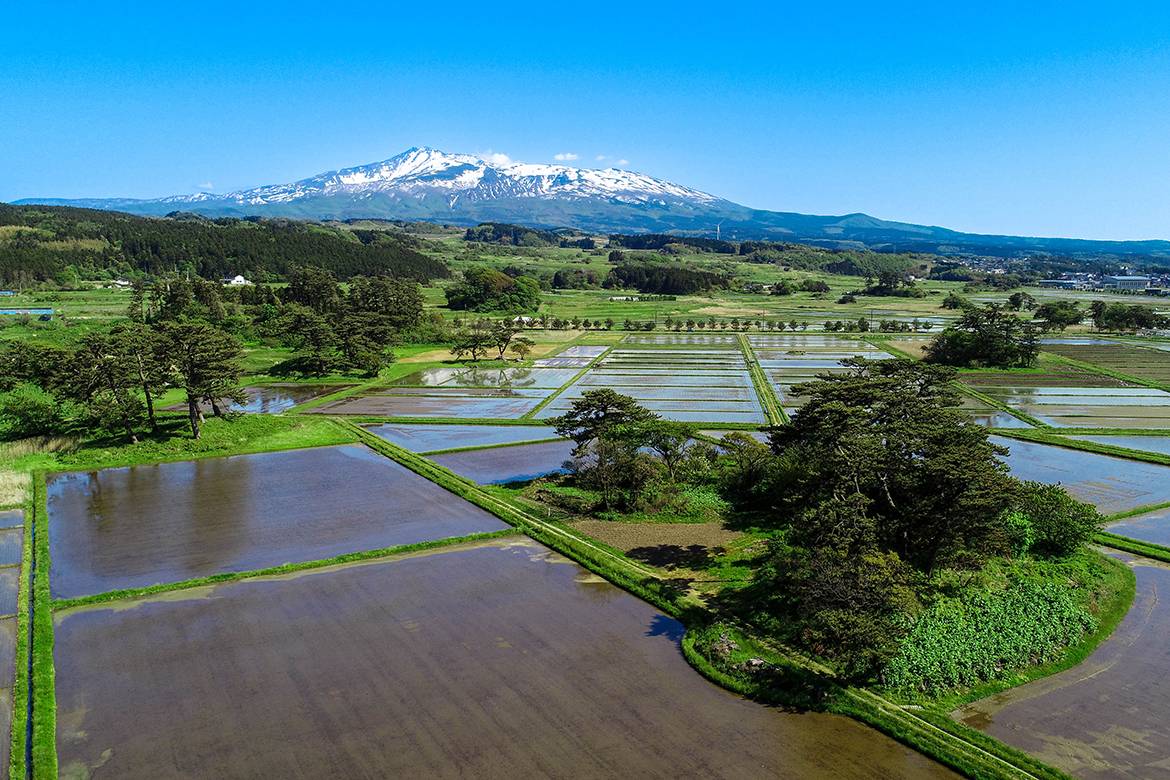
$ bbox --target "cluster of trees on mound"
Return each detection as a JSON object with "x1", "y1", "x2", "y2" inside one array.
[
  {"x1": 925, "y1": 304, "x2": 1039, "y2": 367},
  {"x1": 445, "y1": 265, "x2": 542, "y2": 313},
  {"x1": 604, "y1": 261, "x2": 729, "y2": 295},
  {"x1": 744, "y1": 360, "x2": 1101, "y2": 685},
  {"x1": 608, "y1": 234, "x2": 736, "y2": 254},
  {"x1": 544, "y1": 361, "x2": 1104, "y2": 691},
  {"x1": 0, "y1": 204, "x2": 448, "y2": 286}
]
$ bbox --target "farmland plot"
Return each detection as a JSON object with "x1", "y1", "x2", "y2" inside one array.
[
  {"x1": 991, "y1": 436, "x2": 1170, "y2": 513},
  {"x1": 366, "y1": 423, "x2": 559, "y2": 453},
  {"x1": 54, "y1": 538, "x2": 951, "y2": 779},
  {"x1": 1045, "y1": 343, "x2": 1170, "y2": 384},
  {"x1": 46, "y1": 444, "x2": 507, "y2": 598},
  {"x1": 429, "y1": 440, "x2": 576, "y2": 484},
  {"x1": 956, "y1": 553, "x2": 1170, "y2": 779}
]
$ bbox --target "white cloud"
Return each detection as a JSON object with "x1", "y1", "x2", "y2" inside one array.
[
  {"x1": 196, "y1": 181, "x2": 214, "y2": 191},
  {"x1": 477, "y1": 149, "x2": 512, "y2": 166},
  {"x1": 554, "y1": 152, "x2": 579, "y2": 161},
  {"x1": 617, "y1": 159, "x2": 629, "y2": 166},
  {"x1": 595, "y1": 154, "x2": 608, "y2": 161}
]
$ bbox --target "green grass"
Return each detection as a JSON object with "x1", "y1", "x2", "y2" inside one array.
[
  {"x1": 7, "y1": 414, "x2": 354, "y2": 476},
  {"x1": 1095, "y1": 531, "x2": 1170, "y2": 563},
  {"x1": 891, "y1": 550, "x2": 1134, "y2": 713},
  {"x1": 9, "y1": 493, "x2": 32, "y2": 780},
  {"x1": 29, "y1": 476, "x2": 55, "y2": 780},
  {"x1": 737, "y1": 333, "x2": 784, "y2": 424}
]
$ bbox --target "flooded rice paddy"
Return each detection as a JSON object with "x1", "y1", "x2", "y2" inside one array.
[
  {"x1": 956, "y1": 553, "x2": 1170, "y2": 779},
  {"x1": 166, "y1": 383, "x2": 349, "y2": 414},
  {"x1": 1107, "y1": 507, "x2": 1170, "y2": 547},
  {"x1": 429, "y1": 440, "x2": 576, "y2": 484},
  {"x1": 54, "y1": 538, "x2": 952, "y2": 779},
  {"x1": 310, "y1": 391, "x2": 546, "y2": 418},
  {"x1": 366, "y1": 423, "x2": 559, "y2": 452},
  {"x1": 1068, "y1": 435, "x2": 1170, "y2": 457},
  {"x1": 991, "y1": 436, "x2": 1170, "y2": 513},
  {"x1": 46, "y1": 444, "x2": 507, "y2": 598},
  {"x1": 0, "y1": 510, "x2": 22, "y2": 774}
]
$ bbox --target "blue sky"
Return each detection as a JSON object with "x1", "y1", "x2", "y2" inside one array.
[{"x1": 4, "y1": 1, "x2": 1170, "y2": 240}]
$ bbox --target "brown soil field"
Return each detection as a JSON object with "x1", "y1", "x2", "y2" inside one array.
[
  {"x1": 956, "y1": 553, "x2": 1170, "y2": 779},
  {"x1": 46, "y1": 444, "x2": 507, "y2": 598},
  {"x1": 429, "y1": 440, "x2": 576, "y2": 484},
  {"x1": 571, "y1": 520, "x2": 742, "y2": 570},
  {"x1": 55, "y1": 539, "x2": 952, "y2": 779}
]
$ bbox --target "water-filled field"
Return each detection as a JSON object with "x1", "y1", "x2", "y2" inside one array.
[
  {"x1": 46, "y1": 445, "x2": 507, "y2": 598},
  {"x1": 956, "y1": 553, "x2": 1170, "y2": 779},
  {"x1": 976, "y1": 386, "x2": 1170, "y2": 428},
  {"x1": 1068, "y1": 435, "x2": 1170, "y2": 457},
  {"x1": 1107, "y1": 507, "x2": 1170, "y2": 546},
  {"x1": 309, "y1": 392, "x2": 547, "y2": 418},
  {"x1": 366, "y1": 423, "x2": 559, "y2": 452},
  {"x1": 393, "y1": 367, "x2": 580, "y2": 389},
  {"x1": 430, "y1": 440, "x2": 576, "y2": 484},
  {"x1": 622, "y1": 334, "x2": 739, "y2": 346},
  {"x1": 166, "y1": 384, "x2": 348, "y2": 414},
  {"x1": 991, "y1": 436, "x2": 1170, "y2": 513},
  {"x1": 54, "y1": 538, "x2": 952, "y2": 779},
  {"x1": 0, "y1": 510, "x2": 21, "y2": 773}
]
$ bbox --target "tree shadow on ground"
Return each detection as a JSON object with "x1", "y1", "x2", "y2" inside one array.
[{"x1": 627, "y1": 544, "x2": 725, "y2": 570}]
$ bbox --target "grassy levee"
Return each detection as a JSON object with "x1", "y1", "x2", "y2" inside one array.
[
  {"x1": 521, "y1": 345, "x2": 611, "y2": 420},
  {"x1": 50, "y1": 528, "x2": 523, "y2": 611},
  {"x1": 1095, "y1": 531, "x2": 1170, "y2": 563},
  {"x1": 419, "y1": 437, "x2": 564, "y2": 456},
  {"x1": 993, "y1": 428, "x2": 1170, "y2": 466},
  {"x1": 869, "y1": 338, "x2": 919, "y2": 360},
  {"x1": 684, "y1": 624, "x2": 1067, "y2": 780},
  {"x1": 737, "y1": 334, "x2": 784, "y2": 425},
  {"x1": 346, "y1": 419, "x2": 1065, "y2": 779},
  {"x1": 29, "y1": 475, "x2": 55, "y2": 780},
  {"x1": 952, "y1": 384, "x2": 1046, "y2": 429},
  {"x1": 9, "y1": 479, "x2": 32, "y2": 780}
]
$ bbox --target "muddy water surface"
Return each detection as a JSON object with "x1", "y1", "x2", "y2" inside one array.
[
  {"x1": 55, "y1": 539, "x2": 953, "y2": 779},
  {"x1": 956, "y1": 554, "x2": 1170, "y2": 778},
  {"x1": 47, "y1": 444, "x2": 507, "y2": 598}
]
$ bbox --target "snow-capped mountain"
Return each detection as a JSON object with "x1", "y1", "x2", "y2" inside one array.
[
  {"x1": 28, "y1": 147, "x2": 730, "y2": 222},
  {"x1": 17, "y1": 147, "x2": 1170, "y2": 256},
  {"x1": 201, "y1": 147, "x2": 725, "y2": 208}
]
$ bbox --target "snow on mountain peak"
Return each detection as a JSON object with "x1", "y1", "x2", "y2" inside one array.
[{"x1": 198, "y1": 147, "x2": 722, "y2": 207}]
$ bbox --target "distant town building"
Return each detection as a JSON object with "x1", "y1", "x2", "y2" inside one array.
[
  {"x1": 1037, "y1": 279, "x2": 1082, "y2": 289},
  {"x1": 222, "y1": 274, "x2": 252, "y2": 286},
  {"x1": 1102, "y1": 275, "x2": 1151, "y2": 291}
]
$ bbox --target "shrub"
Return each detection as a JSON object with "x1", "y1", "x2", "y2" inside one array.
[
  {"x1": 0, "y1": 383, "x2": 74, "y2": 440},
  {"x1": 881, "y1": 579, "x2": 1095, "y2": 694},
  {"x1": 1012, "y1": 481, "x2": 1102, "y2": 558}
]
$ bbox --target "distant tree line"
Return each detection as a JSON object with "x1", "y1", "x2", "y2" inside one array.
[{"x1": 0, "y1": 204, "x2": 449, "y2": 285}]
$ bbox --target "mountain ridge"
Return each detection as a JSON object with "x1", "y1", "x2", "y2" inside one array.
[{"x1": 14, "y1": 147, "x2": 1170, "y2": 259}]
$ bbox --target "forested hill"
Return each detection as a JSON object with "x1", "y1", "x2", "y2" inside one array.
[{"x1": 0, "y1": 204, "x2": 449, "y2": 286}]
